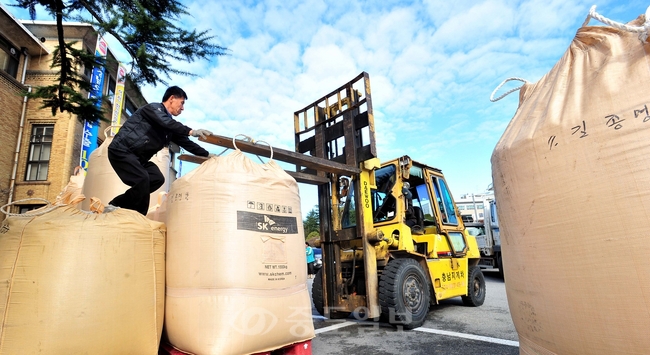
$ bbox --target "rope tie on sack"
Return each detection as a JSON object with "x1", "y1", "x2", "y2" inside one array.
[
  {"x1": 0, "y1": 198, "x2": 60, "y2": 217},
  {"x1": 489, "y1": 77, "x2": 528, "y2": 102},
  {"x1": 232, "y1": 134, "x2": 274, "y2": 163},
  {"x1": 491, "y1": 5, "x2": 650, "y2": 103},
  {"x1": 583, "y1": 5, "x2": 650, "y2": 42}
]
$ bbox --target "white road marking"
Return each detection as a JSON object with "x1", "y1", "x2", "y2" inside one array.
[
  {"x1": 413, "y1": 327, "x2": 519, "y2": 347},
  {"x1": 314, "y1": 321, "x2": 357, "y2": 334},
  {"x1": 312, "y1": 317, "x2": 519, "y2": 347}
]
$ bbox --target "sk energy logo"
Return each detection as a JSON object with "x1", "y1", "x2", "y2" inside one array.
[
  {"x1": 237, "y1": 211, "x2": 298, "y2": 234},
  {"x1": 259, "y1": 215, "x2": 275, "y2": 230}
]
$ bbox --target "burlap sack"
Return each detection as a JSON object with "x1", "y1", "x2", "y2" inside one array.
[
  {"x1": 0, "y1": 204, "x2": 165, "y2": 354},
  {"x1": 54, "y1": 166, "x2": 85, "y2": 206},
  {"x1": 165, "y1": 150, "x2": 314, "y2": 355},
  {"x1": 146, "y1": 191, "x2": 168, "y2": 223},
  {"x1": 491, "y1": 14, "x2": 650, "y2": 355},
  {"x1": 81, "y1": 127, "x2": 173, "y2": 211}
]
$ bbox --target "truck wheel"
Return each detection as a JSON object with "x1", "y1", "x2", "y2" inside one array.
[
  {"x1": 462, "y1": 266, "x2": 486, "y2": 307},
  {"x1": 497, "y1": 253, "x2": 504, "y2": 279},
  {"x1": 379, "y1": 258, "x2": 430, "y2": 329},
  {"x1": 311, "y1": 268, "x2": 351, "y2": 319}
]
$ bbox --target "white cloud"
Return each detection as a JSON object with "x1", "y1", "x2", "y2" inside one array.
[{"x1": 2, "y1": 0, "x2": 645, "y2": 211}]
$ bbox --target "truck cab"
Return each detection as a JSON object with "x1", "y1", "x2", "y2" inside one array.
[{"x1": 466, "y1": 199, "x2": 503, "y2": 277}]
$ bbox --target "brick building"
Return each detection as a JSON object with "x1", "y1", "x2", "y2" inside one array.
[{"x1": 0, "y1": 4, "x2": 149, "y2": 213}]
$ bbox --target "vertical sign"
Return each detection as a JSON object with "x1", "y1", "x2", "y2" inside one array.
[
  {"x1": 80, "y1": 36, "x2": 108, "y2": 172},
  {"x1": 110, "y1": 63, "x2": 127, "y2": 135}
]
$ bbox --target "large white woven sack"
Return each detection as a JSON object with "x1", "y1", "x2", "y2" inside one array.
[
  {"x1": 491, "y1": 14, "x2": 650, "y2": 355},
  {"x1": 81, "y1": 127, "x2": 173, "y2": 211},
  {"x1": 165, "y1": 150, "x2": 314, "y2": 355},
  {"x1": 0, "y1": 205, "x2": 165, "y2": 354}
]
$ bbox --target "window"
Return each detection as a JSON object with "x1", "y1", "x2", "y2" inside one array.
[
  {"x1": 0, "y1": 36, "x2": 19, "y2": 78},
  {"x1": 490, "y1": 202, "x2": 499, "y2": 227},
  {"x1": 414, "y1": 184, "x2": 435, "y2": 224},
  {"x1": 432, "y1": 176, "x2": 458, "y2": 226},
  {"x1": 448, "y1": 232, "x2": 467, "y2": 254},
  {"x1": 25, "y1": 125, "x2": 54, "y2": 181},
  {"x1": 457, "y1": 205, "x2": 465, "y2": 210},
  {"x1": 106, "y1": 75, "x2": 116, "y2": 103},
  {"x1": 19, "y1": 204, "x2": 45, "y2": 214},
  {"x1": 372, "y1": 164, "x2": 397, "y2": 223},
  {"x1": 341, "y1": 177, "x2": 356, "y2": 228},
  {"x1": 124, "y1": 98, "x2": 138, "y2": 117}
]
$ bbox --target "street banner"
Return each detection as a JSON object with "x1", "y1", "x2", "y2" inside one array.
[
  {"x1": 110, "y1": 62, "x2": 127, "y2": 135},
  {"x1": 80, "y1": 36, "x2": 108, "y2": 172}
]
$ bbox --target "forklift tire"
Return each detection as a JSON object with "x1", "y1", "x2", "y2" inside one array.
[
  {"x1": 462, "y1": 266, "x2": 486, "y2": 307},
  {"x1": 379, "y1": 258, "x2": 430, "y2": 329},
  {"x1": 311, "y1": 268, "x2": 351, "y2": 319},
  {"x1": 312, "y1": 268, "x2": 325, "y2": 316}
]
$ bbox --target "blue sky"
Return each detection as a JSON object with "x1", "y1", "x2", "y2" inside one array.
[{"x1": 3, "y1": 0, "x2": 648, "y2": 215}]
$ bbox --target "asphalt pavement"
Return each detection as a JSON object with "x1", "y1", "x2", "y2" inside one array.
[{"x1": 308, "y1": 269, "x2": 519, "y2": 355}]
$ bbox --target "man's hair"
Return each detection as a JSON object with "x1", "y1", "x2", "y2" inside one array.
[{"x1": 162, "y1": 86, "x2": 188, "y2": 102}]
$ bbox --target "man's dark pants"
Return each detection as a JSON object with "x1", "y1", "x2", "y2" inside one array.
[{"x1": 108, "y1": 147, "x2": 164, "y2": 215}]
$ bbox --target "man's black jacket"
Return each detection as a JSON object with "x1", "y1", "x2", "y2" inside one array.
[{"x1": 110, "y1": 103, "x2": 209, "y2": 162}]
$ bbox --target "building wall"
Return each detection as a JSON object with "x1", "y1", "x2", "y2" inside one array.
[
  {"x1": 455, "y1": 192, "x2": 493, "y2": 223},
  {"x1": 1, "y1": 20, "x2": 148, "y2": 214},
  {"x1": 9, "y1": 27, "x2": 90, "y2": 212},
  {"x1": 0, "y1": 70, "x2": 24, "y2": 208},
  {"x1": 12, "y1": 71, "x2": 84, "y2": 208}
]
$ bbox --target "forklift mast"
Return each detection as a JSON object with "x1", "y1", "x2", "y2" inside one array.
[{"x1": 293, "y1": 72, "x2": 380, "y2": 318}]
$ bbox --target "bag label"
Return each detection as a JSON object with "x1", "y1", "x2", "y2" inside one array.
[{"x1": 237, "y1": 211, "x2": 298, "y2": 234}]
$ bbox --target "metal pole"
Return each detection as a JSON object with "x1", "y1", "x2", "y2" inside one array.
[{"x1": 472, "y1": 193, "x2": 478, "y2": 222}]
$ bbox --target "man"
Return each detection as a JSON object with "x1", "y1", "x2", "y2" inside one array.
[
  {"x1": 107, "y1": 86, "x2": 212, "y2": 215},
  {"x1": 306, "y1": 242, "x2": 315, "y2": 278}
]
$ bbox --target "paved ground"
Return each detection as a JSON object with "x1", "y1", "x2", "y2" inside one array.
[{"x1": 308, "y1": 269, "x2": 519, "y2": 355}]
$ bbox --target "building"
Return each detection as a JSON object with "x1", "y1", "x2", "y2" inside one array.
[
  {"x1": 455, "y1": 191, "x2": 494, "y2": 223},
  {"x1": 0, "y1": 4, "x2": 160, "y2": 214}
]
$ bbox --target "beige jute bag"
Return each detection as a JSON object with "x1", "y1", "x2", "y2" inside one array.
[
  {"x1": 81, "y1": 126, "x2": 173, "y2": 211},
  {"x1": 165, "y1": 149, "x2": 314, "y2": 355},
  {"x1": 0, "y1": 201, "x2": 165, "y2": 354},
  {"x1": 491, "y1": 9, "x2": 650, "y2": 355}
]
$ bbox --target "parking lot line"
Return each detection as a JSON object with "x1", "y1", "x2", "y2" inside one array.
[
  {"x1": 413, "y1": 327, "x2": 519, "y2": 347},
  {"x1": 314, "y1": 321, "x2": 357, "y2": 334},
  {"x1": 313, "y1": 318, "x2": 519, "y2": 347}
]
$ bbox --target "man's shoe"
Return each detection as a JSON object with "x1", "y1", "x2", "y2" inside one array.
[{"x1": 103, "y1": 204, "x2": 119, "y2": 213}]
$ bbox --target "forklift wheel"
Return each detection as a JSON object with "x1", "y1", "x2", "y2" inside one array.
[
  {"x1": 379, "y1": 258, "x2": 430, "y2": 329},
  {"x1": 462, "y1": 266, "x2": 486, "y2": 307},
  {"x1": 312, "y1": 268, "x2": 325, "y2": 316},
  {"x1": 311, "y1": 268, "x2": 351, "y2": 319}
]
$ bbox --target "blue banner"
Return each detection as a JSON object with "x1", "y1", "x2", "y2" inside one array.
[{"x1": 80, "y1": 37, "x2": 108, "y2": 172}]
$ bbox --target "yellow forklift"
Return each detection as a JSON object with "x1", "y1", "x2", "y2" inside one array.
[{"x1": 182, "y1": 72, "x2": 485, "y2": 330}]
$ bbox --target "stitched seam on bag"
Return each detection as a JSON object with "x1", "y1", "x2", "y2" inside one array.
[{"x1": 0, "y1": 215, "x2": 37, "y2": 348}]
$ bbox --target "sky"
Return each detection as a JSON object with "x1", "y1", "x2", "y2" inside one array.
[{"x1": 3, "y1": 0, "x2": 648, "y2": 215}]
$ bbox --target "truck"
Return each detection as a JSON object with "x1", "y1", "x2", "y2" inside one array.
[
  {"x1": 180, "y1": 72, "x2": 486, "y2": 330},
  {"x1": 464, "y1": 199, "x2": 503, "y2": 278}
]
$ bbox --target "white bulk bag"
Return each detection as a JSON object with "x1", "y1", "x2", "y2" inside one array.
[
  {"x1": 165, "y1": 150, "x2": 314, "y2": 355},
  {"x1": 491, "y1": 12, "x2": 650, "y2": 355},
  {"x1": 0, "y1": 202, "x2": 165, "y2": 354}
]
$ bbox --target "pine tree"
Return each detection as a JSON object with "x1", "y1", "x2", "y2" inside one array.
[
  {"x1": 303, "y1": 208, "x2": 320, "y2": 239},
  {"x1": 13, "y1": 0, "x2": 228, "y2": 123}
]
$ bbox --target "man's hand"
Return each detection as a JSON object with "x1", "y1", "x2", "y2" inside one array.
[
  {"x1": 190, "y1": 128, "x2": 213, "y2": 139},
  {"x1": 208, "y1": 153, "x2": 217, "y2": 158}
]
